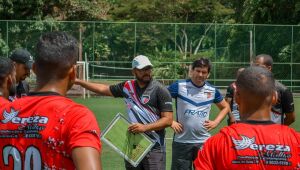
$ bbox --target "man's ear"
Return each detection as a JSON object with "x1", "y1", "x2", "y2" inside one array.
[
  {"x1": 235, "y1": 88, "x2": 240, "y2": 105},
  {"x1": 272, "y1": 90, "x2": 278, "y2": 105},
  {"x1": 5, "y1": 75, "x2": 13, "y2": 90},
  {"x1": 69, "y1": 65, "x2": 76, "y2": 82},
  {"x1": 207, "y1": 73, "x2": 210, "y2": 79},
  {"x1": 32, "y1": 62, "x2": 37, "y2": 75},
  {"x1": 132, "y1": 69, "x2": 136, "y2": 77}
]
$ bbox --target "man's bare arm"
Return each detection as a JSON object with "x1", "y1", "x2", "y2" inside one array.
[
  {"x1": 72, "y1": 147, "x2": 102, "y2": 170},
  {"x1": 128, "y1": 111, "x2": 173, "y2": 133},
  {"x1": 284, "y1": 111, "x2": 295, "y2": 125},
  {"x1": 225, "y1": 97, "x2": 236, "y2": 124},
  {"x1": 203, "y1": 99, "x2": 230, "y2": 131},
  {"x1": 75, "y1": 79, "x2": 113, "y2": 96}
]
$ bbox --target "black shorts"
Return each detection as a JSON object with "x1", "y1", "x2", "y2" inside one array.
[
  {"x1": 171, "y1": 141, "x2": 203, "y2": 170},
  {"x1": 125, "y1": 146, "x2": 166, "y2": 170}
]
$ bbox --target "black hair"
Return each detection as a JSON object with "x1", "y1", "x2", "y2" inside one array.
[
  {"x1": 191, "y1": 58, "x2": 211, "y2": 73},
  {"x1": 0, "y1": 57, "x2": 14, "y2": 85},
  {"x1": 36, "y1": 32, "x2": 78, "y2": 81},
  {"x1": 236, "y1": 66, "x2": 275, "y2": 98},
  {"x1": 255, "y1": 54, "x2": 273, "y2": 68},
  {"x1": 236, "y1": 68, "x2": 245, "y2": 78}
]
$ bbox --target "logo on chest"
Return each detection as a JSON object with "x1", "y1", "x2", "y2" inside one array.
[
  {"x1": 204, "y1": 92, "x2": 212, "y2": 99},
  {"x1": 141, "y1": 95, "x2": 150, "y2": 104}
]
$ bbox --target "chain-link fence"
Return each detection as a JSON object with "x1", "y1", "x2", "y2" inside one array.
[{"x1": 1, "y1": 20, "x2": 299, "y2": 92}]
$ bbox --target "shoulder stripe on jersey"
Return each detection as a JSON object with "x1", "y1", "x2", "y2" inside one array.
[
  {"x1": 178, "y1": 94, "x2": 214, "y2": 106},
  {"x1": 127, "y1": 81, "x2": 158, "y2": 119}
]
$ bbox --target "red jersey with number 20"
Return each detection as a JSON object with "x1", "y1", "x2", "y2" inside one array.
[
  {"x1": 194, "y1": 121, "x2": 300, "y2": 170},
  {"x1": 0, "y1": 92, "x2": 101, "y2": 170}
]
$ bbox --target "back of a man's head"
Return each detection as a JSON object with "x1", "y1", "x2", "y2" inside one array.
[
  {"x1": 236, "y1": 66, "x2": 275, "y2": 108},
  {"x1": 0, "y1": 57, "x2": 14, "y2": 86},
  {"x1": 35, "y1": 32, "x2": 78, "y2": 81}
]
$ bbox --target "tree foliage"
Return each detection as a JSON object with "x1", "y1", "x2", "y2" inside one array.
[{"x1": 0, "y1": 0, "x2": 300, "y2": 84}]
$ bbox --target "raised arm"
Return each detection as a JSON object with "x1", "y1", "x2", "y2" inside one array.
[
  {"x1": 75, "y1": 79, "x2": 113, "y2": 96},
  {"x1": 72, "y1": 147, "x2": 102, "y2": 170}
]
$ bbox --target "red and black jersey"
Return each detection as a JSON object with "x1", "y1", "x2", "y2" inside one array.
[
  {"x1": 0, "y1": 92, "x2": 101, "y2": 169},
  {"x1": 194, "y1": 120, "x2": 300, "y2": 170}
]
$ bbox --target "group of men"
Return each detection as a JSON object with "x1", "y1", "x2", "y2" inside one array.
[
  {"x1": 0, "y1": 32, "x2": 102, "y2": 169},
  {"x1": 0, "y1": 48, "x2": 33, "y2": 102},
  {"x1": 0, "y1": 30, "x2": 299, "y2": 170},
  {"x1": 75, "y1": 52, "x2": 299, "y2": 170}
]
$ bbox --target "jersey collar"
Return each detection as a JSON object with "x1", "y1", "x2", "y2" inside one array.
[
  {"x1": 239, "y1": 120, "x2": 275, "y2": 125},
  {"x1": 28, "y1": 91, "x2": 61, "y2": 96},
  {"x1": 189, "y1": 79, "x2": 206, "y2": 88}
]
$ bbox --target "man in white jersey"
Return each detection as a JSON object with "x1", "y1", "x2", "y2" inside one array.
[
  {"x1": 168, "y1": 58, "x2": 230, "y2": 170},
  {"x1": 75, "y1": 55, "x2": 173, "y2": 170}
]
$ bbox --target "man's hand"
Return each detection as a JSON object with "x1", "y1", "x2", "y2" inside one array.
[
  {"x1": 128, "y1": 123, "x2": 147, "y2": 133},
  {"x1": 203, "y1": 120, "x2": 219, "y2": 132},
  {"x1": 171, "y1": 121, "x2": 183, "y2": 133}
]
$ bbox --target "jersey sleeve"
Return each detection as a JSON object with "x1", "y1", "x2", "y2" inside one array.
[
  {"x1": 167, "y1": 81, "x2": 179, "y2": 98},
  {"x1": 194, "y1": 134, "x2": 223, "y2": 170},
  {"x1": 214, "y1": 88, "x2": 223, "y2": 103},
  {"x1": 109, "y1": 81, "x2": 126, "y2": 97},
  {"x1": 157, "y1": 85, "x2": 173, "y2": 112},
  {"x1": 281, "y1": 88, "x2": 294, "y2": 113},
  {"x1": 66, "y1": 106, "x2": 101, "y2": 153}
]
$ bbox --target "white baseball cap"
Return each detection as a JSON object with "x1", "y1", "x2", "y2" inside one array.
[{"x1": 132, "y1": 55, "x2": 153, "y2": 69}]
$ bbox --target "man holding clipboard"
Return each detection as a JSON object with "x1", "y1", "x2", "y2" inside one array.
[{"x1": 75, "y1": 55, "x2": 173, "y2": 170}]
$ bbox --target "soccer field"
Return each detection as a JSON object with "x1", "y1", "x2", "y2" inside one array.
[{"x1": 73, "y1": 97, "x2": 300, "y2": 170}]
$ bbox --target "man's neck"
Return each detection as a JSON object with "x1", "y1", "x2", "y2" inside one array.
[
  {"x1": 35, "y1": 80, "x2": 68, "y2": 96},
  {"x1": 240, "y1": 108, "x2": 271, "y2": 122},
  {"x1": 136, "y1": 80, "x2": 151, "y2": 89},
  {"x1": 191, "y1": 79, "x2": 205, "y2": 87}
]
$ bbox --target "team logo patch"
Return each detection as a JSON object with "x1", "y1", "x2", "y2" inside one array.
[
  {"x1": 1, "y1": 107, "x2": 48, "y2": 124},
  {"x1": 141, "y1": 95, "x2": 150, "y2": 104},
  {"x1": 205, "y1": 92, "x2": 212, "y2": 98},
  {"x1": 232, "y1": 135, "x2": 255, "y2": 150},
  {"x1": 231, "y1": 135, "x2": 290, "y2": 151},
  {"x1": 2, "y1": 107, "x2": 19, "y2": 123}
]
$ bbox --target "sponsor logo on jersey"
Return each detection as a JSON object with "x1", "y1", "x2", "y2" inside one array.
[
  {"x1": 1, "y1": 107, "x2": 48, "y2": 124},
  {"x1": 206, "y1": 92, "x2": 212, "y2": 98},
  {"x1": 141, "y1": 95, "x2": 150, "y2": 104},
  {"x1": 184, "y1": 109, "x2": 208, "y2": 118},
  {"x1": 232, "y1": 135, "x2": 290, "y2": 152}
]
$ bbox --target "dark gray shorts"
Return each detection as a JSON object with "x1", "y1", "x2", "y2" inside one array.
[
  {"x1": 125, "y1": 146, "x2": 166, "y2": 170},
  {"x1": 171, "y1": 141, "x2": 203, "y2": 170}
]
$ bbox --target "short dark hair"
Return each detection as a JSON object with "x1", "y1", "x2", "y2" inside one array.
[
  {"x1": 255, "y1": 54, "x2": 273, "y2": 68},
  {"x1": 0, "y1": 57, "x2": 14, "y2": 85},
  {"x1": 236, "y1": 66, "x2": 275, "y2": 98},
  {"x1": 191, "y1": 58, "x2": 211, "y2": 73},
  {"x1": 36, "y1": 32, "x2": 78, "y2": 81}
]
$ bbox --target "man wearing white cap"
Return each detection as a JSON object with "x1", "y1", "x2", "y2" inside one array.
[{"x1": 75, "y1": 55, "x2": 173, "y2": 170}]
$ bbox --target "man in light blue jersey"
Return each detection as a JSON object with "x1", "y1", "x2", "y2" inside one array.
[{"x1": 168, "y1": 58, "x2": 230, "y2": 170}]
